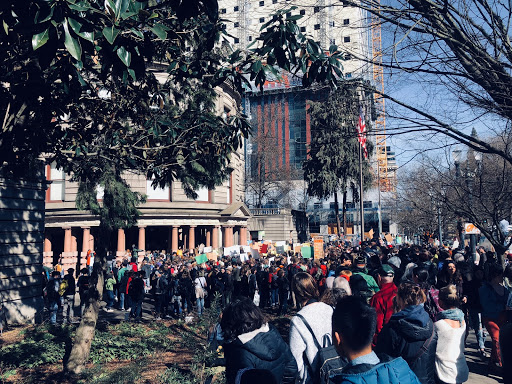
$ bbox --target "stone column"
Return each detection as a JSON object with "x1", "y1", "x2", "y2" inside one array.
[
  {"x1": 117, "y1": 228, "x2": 126, "y2": 259},
  {"x1": 206, "y1": 227, "x2": 211, "y2": 248},
  {"x1": 138, "y1": 226, "x2": 146, "y2": 262},
  {"x1": 212, "y1": 226, "x2": 219, "y2": 249},
  {"x1": 172, "y1": 226, "x2": 179, "y2": 252},
  {"x1": 63, "y1": 227, "x2": 72, "y2": 253},
  {"x1": 189, "y1": 226, "x2": 196, "y2": 252},
  {"x1": 81, "y1": 227, "x2": 91, "y2": 254},
  {"x1": 43, "y1": 235, "x2": 53, "y2": 268},
  {"x1": 223, "y1": 225, "x2": 234, "y2": 248},
  {"x1": 240, "y1": 226, "x2": 248, "y2": 246}
]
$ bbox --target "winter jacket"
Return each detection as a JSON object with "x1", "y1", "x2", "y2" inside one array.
[
  {"x1": 224, "y1": 323, "x2": 297, "y2": 384},
  {"x1": 369, "y1": 282, "x2": 397, "y2": 342},
  {"x1": 375, "y1": 305, "x2": 437, "y2": 384},
  {"x1": 479, "y1": 281, "x2": 511, "y2": 319},
  {"x1": 331, "y1": 354, "x2": 421, "y2": 384}
]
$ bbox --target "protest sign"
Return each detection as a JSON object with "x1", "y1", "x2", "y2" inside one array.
[
  {"x1": 195, "y1": 254, "x2": 208, "y2": 264},
  {"x1": 301, "y1": 246, "x2": 312, "y2": 259}
]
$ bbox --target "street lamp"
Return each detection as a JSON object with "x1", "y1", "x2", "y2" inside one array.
[{"x1": 452, "y1": 149, "x2": 463, "y2": 249}]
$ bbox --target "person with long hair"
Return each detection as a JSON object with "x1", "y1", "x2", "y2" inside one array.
[
  {"x1": 479, "y1": 263, "x2": 511, "y2": 371},
  {"x1": 434, "y1": 285, "x2": 469, "y2": 384},
  {"x1": 375, "y1": 282, "x2": 437, "y2": 384},
  {"x1": 221, "y1": 298, "x2": 297, "y2": 384},
  {"x1": 289, "y1": 272, "x2": 334, "y2": 384}
]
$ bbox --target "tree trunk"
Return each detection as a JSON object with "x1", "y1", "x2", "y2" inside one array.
[
  {"x1": 64, "y1": 225, "x2": 112, "y2": 374},
  {"x1": 342, "y1": 189, "x2": 347, "y2": 236},
  {"x1": 334, "y1": 191, "x2": 341, "y2": 237}
]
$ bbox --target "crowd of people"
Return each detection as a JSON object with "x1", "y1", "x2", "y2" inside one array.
[{"x1": 42, "y1": 241, "x2": 512, "y2": 384}]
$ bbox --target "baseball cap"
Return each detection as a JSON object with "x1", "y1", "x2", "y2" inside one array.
[{"x1": 378, "y1": 264, "x2": 395, "y2": 277}]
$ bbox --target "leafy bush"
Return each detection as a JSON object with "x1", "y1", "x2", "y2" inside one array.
[
  {"x1": 79, "y1": 359, "x2": 146, "y2": 384},
  {"x1": 0, "y1": 325, "x2": 70, "y2": 368}
]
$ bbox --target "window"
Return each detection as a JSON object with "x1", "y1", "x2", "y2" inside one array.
[
  {"x1": 300, "y1": 26, "x2": 306, "y2": 32},
  {"x1": 314, "y1": 203, "x2": 323, "y2": 210},
  {"x1": 314, "y1": 6, "x2": 320, "y2": 12},
  {"x1": 234, "y1": 37, "x2": 239, "y2": 44},
  {"x1": 195, "y1": 187, "x2": 210, "y2": 202},
  {"x1": 46, "y1": 162, "x2": 65, "y2": 201},
  {"x1": 363, "y1": 201, "x2": 373, "y2": 208},
  {"x1": 225, "y1": 174, "x2": 233, "y2": 204},
  {"x1": 248, "y1": 35, "x2": 253, "y2": 42},
  {"x1": 344, "y1": 36, "x2": 351, "y2": 42},
  {"x1": 343, "y1": 18, "x2": 349, "y2": 25},
  {"x1": 329, "y1": 21, "x2": 335, "y2": 27},
  {"x1": 234, "y1": 22, "x2": 239, "y2": 27},
  {"x1": 234, "y1": 5, "x2": 239, "y2": 11},
  {"x1": 273, "y1": 0, "x2": 277, "y2": 3},
  {"x1": 330, "y1": 38, "x2": 336, "y2": 45},
  {"x1": 314, "y1": 24, "x2": 320, "y2": 30},
  {"x1": 220, "y1": 8, "x2": 226, "y2": 14},
  {"x1": 346, "y1": 72, "x2": 352, "y2": 78},
  {"x1": 146, "y1": 179, "x2": 170, "y2": 200},
  {"x1": 300, "y1": 9, "x2": 305, "y2": 15},
  {"x1": 346, "y1": 202, "x2": 355, "y2": 209},
  {"x1": 259, "y1": 17, "x2": 265, "y2": 23},
  {"x1": 259, "y1": 0, "x2": 264, "y2": 5}
]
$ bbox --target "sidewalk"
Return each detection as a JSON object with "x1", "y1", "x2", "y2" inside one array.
[{"x1": 465, "y1": 333, "x2": 503, "y2": 384}]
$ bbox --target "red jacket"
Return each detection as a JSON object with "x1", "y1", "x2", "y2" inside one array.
[{"x1": 370, "y1": 282, "x2": 397, "y2": 344}]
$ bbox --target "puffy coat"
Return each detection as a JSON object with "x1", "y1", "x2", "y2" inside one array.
[
  {"x1": 331, "y1": 354, "x2": 421, "y2": 384},
  {"x1": 224, "y1": 323, "x2": 297, "y2": 384},
  {"x1": 375, "y1": 305, "x2": 437, "y2": 384}
]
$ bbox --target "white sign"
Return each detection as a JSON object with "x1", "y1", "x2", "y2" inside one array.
[{"x1": 464, "y1": 223, "x2": 481, "y2": 235}]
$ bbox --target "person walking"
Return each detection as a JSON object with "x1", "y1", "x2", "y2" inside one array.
[
  {"x1": 194, "y1": 269, "x2": 207, "y2": 317},
  {"x1": 369, "y1": 264, "x2": 397, "y2": 344},
  {"x1": 434, "y1": 285, "x2": 469, "y2": 384},
  {"x1": 221, "y1": 298, "x2": 298, "y2": 384},
  {"x1": 76, "y1": 268, "x2": 90, "y2": 317},
  {"x1": 128, "y1": 271, "x2": 145, "y2": 321},
  {"x1": 45, "y1": 271, "x2": 61, "y2": 324},
  {"x1": 375, "y1": 282, "x2": 437, "y2": 384},
  {"x1": 104, "y1": 271, "x2": 116, "y2": 312},
  {"x1": 479, "y1": 262, "x2": 511, "y2": 372},
  {"x1": 289, "y1": 272, "x2": 333, "y2": 384},
  {"x1": 62, "y1": 268, "x2": 76, "y2": 324}
]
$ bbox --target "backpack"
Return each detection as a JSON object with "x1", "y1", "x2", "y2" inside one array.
[
  {"x1": 296, "y1": 314, "x2": 348, "y2": 384},
  {"x1": 46, "y1": 279, "x2": 59, "y2": 300},
  {"x1": 58, "y1": 279, "x2": 69, "y2": 296},
  {"x1": 424, "y1": 287, "x2": 442, "y2": 321}
]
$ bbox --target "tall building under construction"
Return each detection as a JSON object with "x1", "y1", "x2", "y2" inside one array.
[{"x1": 220, "y1": 0, "x2": 397, "y2": 232}]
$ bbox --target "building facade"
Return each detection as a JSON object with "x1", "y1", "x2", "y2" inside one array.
[{"x1": 43, "y1": 83, "x2": 250, "y2": 272}]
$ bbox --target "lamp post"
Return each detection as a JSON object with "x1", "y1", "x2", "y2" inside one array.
[
  {"x1": 470, "y1": 152, "x2": 483, "y2": 263},
  {"x1": 452, "y1": 148, "x2": 482, "y2": 260},
  {"x1": 452, "y1": 149, "x2": 464, "y2": 250}
]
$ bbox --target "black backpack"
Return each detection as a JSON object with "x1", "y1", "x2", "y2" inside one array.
[{"x1": 295, "y1": 314, "x2": 348, "y2": 384}]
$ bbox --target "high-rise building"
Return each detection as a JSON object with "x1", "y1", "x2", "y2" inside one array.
[{"x1": 218, "y1": 0, "x2": 371, "y2": 79}]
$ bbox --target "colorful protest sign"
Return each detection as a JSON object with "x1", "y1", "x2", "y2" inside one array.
[
  {"x1": 313, "y1": 237, "x2": 324, "y2": 259},
  {"x1": 301, "y1": 246, "x2": 312, "y2": 259},
  {"x1": 195, "y1": 254, "x2": 208, "y2": 264}
]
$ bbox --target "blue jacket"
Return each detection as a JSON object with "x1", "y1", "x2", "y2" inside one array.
[
  {"x1": 332, "y1": 354, "x2": 421, "y2": 384},
  {"x1": 479, "y1": 282, "x2": 511, "y2": 319}
]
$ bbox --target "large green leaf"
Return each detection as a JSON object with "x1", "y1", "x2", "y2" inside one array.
[
  {"x1": 63, "y1": 20, "x2": 82, "y2": 60},
  {"x1": 113, "y1": 0, "x2": 130, "y2": 19},
  {"x1": 102, "y1": 26, "x2": 120, "y2": 44},
  {"x1": 32, "y1": 28, "x2": 49, "y2": 50},
  {"x1": 150, "y1": 24, "x2": 167, "y2": 40},
  {"x1": 117, "y1": 46, "x2": 131, "y2": 67},
  {"x1": 68, "y1": 18, "x2": 94, "y2": 42}
]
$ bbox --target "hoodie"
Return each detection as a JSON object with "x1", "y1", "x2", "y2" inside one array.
[
  {"x1": 375, "y1": 305, "x2": 437, "y2": 384},
  {"x1": 224, "y1": 323, "x2": 298, "y2": 384}
]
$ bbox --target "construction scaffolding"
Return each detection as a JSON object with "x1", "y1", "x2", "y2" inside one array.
[{"x1": 371, "y1": 0, "x2": 395, "y2": 192}]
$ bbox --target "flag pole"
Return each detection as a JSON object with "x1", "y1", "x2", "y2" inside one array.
[{"x1": 359, "y1": 137, "x2": 365, "y2": 242}]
